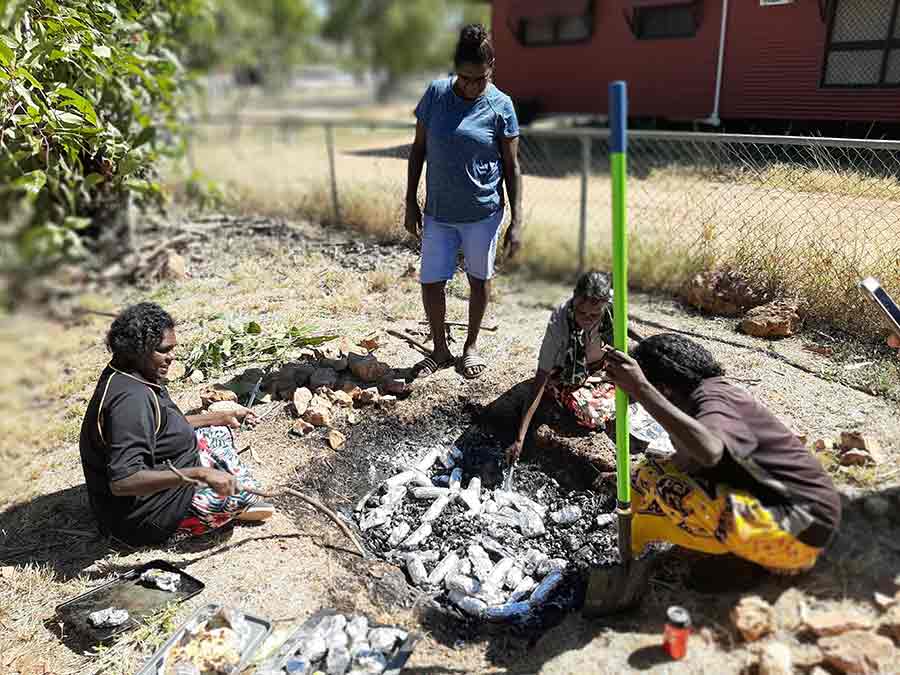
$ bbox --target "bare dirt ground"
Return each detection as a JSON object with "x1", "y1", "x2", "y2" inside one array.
[{"x1": 2, "y1": 217, "x2": 900, "y2": 674}]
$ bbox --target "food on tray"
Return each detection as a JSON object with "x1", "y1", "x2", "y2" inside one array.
[
  {"x1": 88, "y1": 607, "x2": 130, "y2": 628},
  {"x1": 140, "y1": 569, "x2": 183, "y2": 592},
  {"x1": 163, "y1": 608, "x2": 245, "y2": 675}
]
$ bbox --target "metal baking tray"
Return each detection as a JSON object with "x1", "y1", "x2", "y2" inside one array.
[
  {"x1": 256, "y1": 608, "x2": 419, "y2": 674},
  {"x1": 136, "y1": 603, "x2": 272, "y2": 675},
  {"x1": 54, "y1": 559, "x2": 204, "y2": 644}
]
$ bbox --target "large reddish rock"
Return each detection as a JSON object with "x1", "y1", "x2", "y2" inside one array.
[
  {"x1": 683, "y1": 270, "x2": 769, "y2": 317},
  {"x1": 806, "y1": 610, "x2": 874, "y2": 637},
  {"x1": 348, "y1": 354, "x2": 390, "y2": 383},
  {"x1": 818, "y1": 630, "x2": 896, "y2": 673},
  {"x1": 741, "y1": 301, "x2": 801, "y2": 338},
  {"x1": 201, "y1": 386, "x2": 238, "y2": 409}
]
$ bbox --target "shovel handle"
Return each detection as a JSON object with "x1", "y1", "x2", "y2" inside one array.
[{"x1": 610, "y1": 81, "x2": 631, "y2": 506}]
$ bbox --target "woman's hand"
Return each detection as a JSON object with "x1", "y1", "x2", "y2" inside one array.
[
  {"x1": 201, "y1": 468, "x2": 238, "y2": 497},
  {"x1": 503, "y1": 218, "x2": 523, "y2": 259},
  {"x1": 213, "y1": 406, "x2": 257, "y2": 429},
  {"x1": 404, "y1": 198, "x2": 422, "y2": 239},
  {"x1": 888, "y1": 334, "x2": 900, "y2": 350},
  {"x1": 602, "y1": 348, "x2": 650, "y2": 400},
  {"x1": 506, "y1": 439, "x2": 524, "y2": 465}
]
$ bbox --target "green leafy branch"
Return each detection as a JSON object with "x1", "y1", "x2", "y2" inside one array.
[{"x1": 184, "y1": 320, "x2": 337, "y2": 376}]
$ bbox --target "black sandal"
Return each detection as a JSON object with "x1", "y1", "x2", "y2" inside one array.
[{"x1": 414, "y1": 355, "x2": 455, "y2": 379}]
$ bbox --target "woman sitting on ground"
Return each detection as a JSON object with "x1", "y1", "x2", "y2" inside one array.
[
  {"x1": 79, "y1": 303, "x2": 274, "y2": 547},
  {"x1": 507, "y1": 270, "x2": 640, "y2": 460},
  {"x1": 602, "y1": 333, "x2": 841, "y2": 574}
]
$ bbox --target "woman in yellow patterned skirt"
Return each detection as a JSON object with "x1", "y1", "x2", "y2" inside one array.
[{"x1": 603, "y1": 333, "x2": 841, "y2": 574}]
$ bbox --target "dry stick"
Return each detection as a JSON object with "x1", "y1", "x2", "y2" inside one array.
[
  {"x1": 165, "y1": 462, "x2": 366, "y2": 558},
  {"x1": 630, "y1": 314, "x2": 879, "y2": 397},
  {"x1": 419, "y1": 320, "x2": 498, "y2": 332},
  {"x1": 386, "y1": 329, "x2": 431, "y2": 356}
]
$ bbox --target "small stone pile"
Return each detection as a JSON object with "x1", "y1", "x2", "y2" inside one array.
[
  {"x1": 355, "y1": 444, "x2": 619, "y2": 622},
  {"x1": 733, "y1": 590, "x2": 900, "y2": 674},
  {"x1": 198, "y1": 335, "x2": 410, "y2": 448},
  {"x1": 813, "y1": 431, "x2": 886, "y2": 468}
]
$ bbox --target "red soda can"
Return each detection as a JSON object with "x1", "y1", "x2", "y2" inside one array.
[{"x1": 662, "y1": 606, "x2": 691, "y2": 660}]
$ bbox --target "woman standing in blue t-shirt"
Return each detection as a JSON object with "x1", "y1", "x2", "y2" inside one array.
[{"x1": 404, "y1": 23, "x2": 523, "y2": 380}]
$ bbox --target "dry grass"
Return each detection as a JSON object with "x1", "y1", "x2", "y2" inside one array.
[{"x1": 183, "y1": 125, "x2": 900, "y2": 339}]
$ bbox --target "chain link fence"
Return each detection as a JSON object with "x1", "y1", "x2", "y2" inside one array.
[{"x1": 186, "y1": 116, "x2": 900, "y2": 339}]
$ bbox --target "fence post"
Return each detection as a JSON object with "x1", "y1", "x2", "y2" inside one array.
[
  {"x1": 578, "y1": 136, "x2": 591, "y2": 276},
  {"x1": 325, "y1": 123, "x2": 340, "y2": 223}
]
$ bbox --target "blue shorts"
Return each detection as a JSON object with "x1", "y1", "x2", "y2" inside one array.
[{"x1": 419, "y1": 209, "x2": 504, "y2": 284}]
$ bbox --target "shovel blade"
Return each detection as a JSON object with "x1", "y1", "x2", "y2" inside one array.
[{"x1": 582, "y1": 557, "x2": 653, "y2": 617}]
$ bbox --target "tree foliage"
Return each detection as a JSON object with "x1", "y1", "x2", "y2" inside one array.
[
  {"x1": 181, "y1": 0, "x2": 319, "y2": 80},
  {"x1": 0, "y1": 0, "x2": 208, "y2": 297},
  {"x1": 323, "y1": 0, "x2": 490, "y2": 98}
]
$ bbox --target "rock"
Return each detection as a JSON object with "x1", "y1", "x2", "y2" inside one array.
[
  {"x1": 357, "y1": 388, "x2": 380, "y2": 406},
  {"x1": 347, "y1": 411, "x2": 360, "y2": 425},
  {"x1": 774, "y1": 588, "x2": 807, "y2": 631},
  {"x1": 741, "y1": 301, "x2": 801, "y2": 338},
  {"x1": 208, "y1": 401, "x2": 245, "y2": 414},
  {"x1": 293, "y1": 387, "x2": 313, "y2": 417},
  {"x1": 167, "y1": 360, "x2": 186, "y2": 381},
  {"x1": 879, "y1": 604, "x2": 900, "y2": 640},
  {"x1": 758, "y1": 642, "x2": 793, "y2": 675},
  {"x1": 341, "y1": 382, "x2": 363, "y2": 397},
  {"x1": 810, "y1": 668, "x2": 830, "y2": 675},
  {"x1": 874, "y1": 592, "x2": 900, "y2": 611},
  {"x1": 330, "y1": 390, "x2": 354, "y2": 408},
  {"x1": 310, "y1": 368, "x2": 338, "y2": 390},
  {"x1": 320, "y1": 356, "x2": 348, "y2": 372},
  {"x1": 201, "y1": 386, "x2": 238, "y2": 409},
  {"x1": 328, "y1": 430, "x2": 346, "y2": 450},
  {"x1": 840, "y1": 449, "x2": 877, "y2": 467},
  {"x1": 303, "y1": 396, "x2": 333, "y2": 427},
  {"x1": 291, "y1": 419, "x2": 315, "y2": 437},
  {"x1": 379, "y1": 395, "x2": 398, "y2": 407},
  {"x1": 378, "y1": 375, "x2": 410, "y2": 396},
  {"x1": 818, "y1": 630, "x2": 896, "y2": 673},
  {"x1": 806, "y1": 610, "x2": 874, "y2": 637},
  {"x1": 189, "y1": 369, "x2": 206, "y2": 384},
  {"x1": 348, "y1": 354, "x2": 390, "y2": 383},
  {"x1": 161, "y1": 252, "x2": 188, "y2": 281},
  {"x1": 790, "y1": 643, "x2": 824, "y2": 669},
  {"x1": 814, "y1": 438, "x2": 836, "y2": 452},
  {"x1": 682, "y1": 270, "x2": 769, "y2": 317},
  {"x1": 271, "y1": 363, "x2": 314, "y2": 398},
  {"x1": 864, "y1": 496, "x2": 892, "y2": 520},
  {"x1": 732, "y1": 596, "x2": 775, "y2": 642},
  {"x1": 839, "y1": 433, "x2": 884, "y2": 464}
]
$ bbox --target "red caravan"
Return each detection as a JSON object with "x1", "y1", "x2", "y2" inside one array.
[{"x1": 486, "y1": 0, "x2": 900, "y2": 130}]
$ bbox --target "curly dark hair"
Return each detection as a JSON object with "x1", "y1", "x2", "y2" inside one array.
[
  {"x1": 574, "y1": 270, "x2": 612, "y2": 303},
  {"x1": 633, "y1": 333, "x2": 724, "y2": 393},
  {"x1": 454, "y1": 23, "x2": 494, "y2": 67},
  {"x1": 106, "y1": 302, "x2": 175, "y2": 364}
]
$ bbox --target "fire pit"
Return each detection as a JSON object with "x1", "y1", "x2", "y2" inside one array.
[{"x1": 353, "y1": 437, "x2": 622, "y2": 622}]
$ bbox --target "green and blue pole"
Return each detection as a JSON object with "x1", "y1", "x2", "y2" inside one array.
[{"x1": 610, "y1": 81, "x2": 632, "y2": 564}]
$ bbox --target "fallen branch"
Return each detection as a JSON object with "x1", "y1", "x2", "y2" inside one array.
[
  {"x1": 386, "y1": 329, "x2": 431, "y2": 356},
  {"x1": 166, "y1": 461, "x2": 366, "y2": 558},
  {"x1": 419, "y1": 320, "x2": 498, "y2": 332}
]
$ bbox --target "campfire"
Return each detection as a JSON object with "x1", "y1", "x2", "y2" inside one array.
[{"x1": 353, "y1": 439, "x2": 623, "y2": 622}]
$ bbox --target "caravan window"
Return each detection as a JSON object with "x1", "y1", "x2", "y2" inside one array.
[
  {"x1": 823, "y1": 0, "x2": 900, "y2": 86},
  {"x1": 515, "y1": 1, "x2": 594, "y2": 47},
  {"x1": 632, "y1": 3, "x2": 699, "y2": 40}
]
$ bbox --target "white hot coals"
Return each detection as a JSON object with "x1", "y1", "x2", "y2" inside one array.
[{"x1": 355, "y1": 445, "x2": 615, "y2": 621}]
